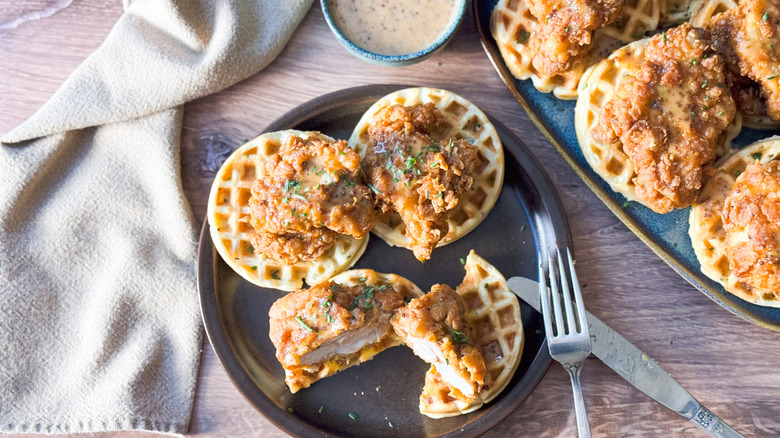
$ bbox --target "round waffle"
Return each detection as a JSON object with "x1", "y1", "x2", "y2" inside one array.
[
  {"x1": 348, "y1": 87, "x2": 504, "y2": 254},
  {"x1": 689, "y1": 0, "x2": 735, "y2": 26},
  {"x1": 660, "y1": 0, "x2": 705, "y2": 26},
  {"x1": 574, "y1": 39, "x2": 743, "y2": 205},
  {"x1": 690, "y1": 0, "x2": 780, "y2": 130},
  {"x1": 689, "y1": 137, "x2": 780, "y2": 308},
  {"x1": 207, "y1": 130, "x2": 368, "y2": 292},
  {"x1": 490, "y1": 0, "x2": 660, "y2": 100},
  {"x1": 419, "y1": 251, "x2": 524, "y2": 418}
]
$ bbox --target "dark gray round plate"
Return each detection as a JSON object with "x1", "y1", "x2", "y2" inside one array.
[
  {"x1": 473, "y1": 0, "x2": 780, "y2": 330},
  {"x1": 197, "y1": 85, "x2": 571, "y2": 437}
]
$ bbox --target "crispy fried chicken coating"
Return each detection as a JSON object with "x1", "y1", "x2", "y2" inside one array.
[
  {"x1": 594, "y1": 24, "x2": 736, "y2": 213},
  {"x1": 248, "y1": 135, "x2": 375, "y2": 264}
]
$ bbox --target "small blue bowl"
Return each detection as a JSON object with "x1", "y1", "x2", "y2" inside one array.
[{"x1": 320, "y1": 0, "x2": 467, "y2": 67}]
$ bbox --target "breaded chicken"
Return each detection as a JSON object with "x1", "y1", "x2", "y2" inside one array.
[
  {"x1": 269, "y1": 279, "x2": 406, "y2": 392},
  {"x1": 362, "y1": 104, "x2": 482, "y2": 261},
  {"x1": 527, "y1": 0, "x2": 626, "y2": 76},
  {"x1": 722, "y1": 160, "x2": 780, "y2": 299},
  {"x1": 391, "y1": 284, "x2": 486, "y2": 398},
  {"x1": 711, "y1": 0, "x2": 780, "y2": 120},
  {"x1": 593, "y1": 24, "x2": 736, "y2": 213},
  {"x1": 248, "y1": 134, "x2": 375, "y2": 264}
]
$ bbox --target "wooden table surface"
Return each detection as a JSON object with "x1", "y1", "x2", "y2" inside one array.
[{"x1": 2, "y1": 2, "x2": 779, "y2": 437}]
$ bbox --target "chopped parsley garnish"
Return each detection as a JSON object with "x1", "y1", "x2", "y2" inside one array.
[
  {"x1": 426, "y1": 146, "x2": 439, "y2": 152},
  {"x1": 691, "y1": 111, "x2": 697, "y2": 117},
  {"x1": 295, "y1": 316, "x2": 314, "y2": 332},
  {"x1": 318, "y1": 406, "x2": 324, "y2": 414},
  {"x1": 753, "y1": 153, "x2": 763, "y2": 160},
  {"x1": 718, "y1": 110, "x2": 725, "y2": 116},
  {"x1": 271, "y1": 270, "x2": 280, "y2": 280},
  {"x1": 768, "y1": 75, "x2": 778, "y2": 80},
  {"x1": 248, "y1": 245, "x2": 254, "y2": 254},
  {"x1": 459, "y1": 258, "x2": 466, "y2": 265},
  {"x1": 517, "y1": 30, "x2": 530, "y2": 43},
  {"x1": 368, "y1": 183, "x2": 382, "y2": 194},
  {"x1": 292, "y1": 193, "x2": 306, "y2": 200},
  {"x1": 564, "y1": 25, "x2": 570, "y2": 32},
  {"x1": 447, "y1": 327, "x2": 468, "y2": 344},
  {"x1": 701, "y1": 79, "x2": 708, "y2": 88},
  {"x1": 661, "y1": 32, "x2": 667, "y2": 42},
  {"x1": 348, "y1": 413, "x2": 357, "y2": 420},
  {"x1": 284, "y1": 180, "x2": 300, "y2": 192},
  {"x1": 763, "y1": 12, "x2": 769, "y2": 22},
  {"x1": 691, "y1": 59, "x2": 698, "y2": 65},
  {"x1": 405, "y1": 156, "x2": 417, "y2": 170}
]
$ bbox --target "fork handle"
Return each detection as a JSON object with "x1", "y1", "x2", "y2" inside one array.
[{"x1": 564, "y1": 362, "x2": 592, "y2": 438}]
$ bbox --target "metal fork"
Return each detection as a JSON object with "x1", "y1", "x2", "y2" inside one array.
[{"x1": 539, "y1": 247, "x2": 592, "y2": 438}]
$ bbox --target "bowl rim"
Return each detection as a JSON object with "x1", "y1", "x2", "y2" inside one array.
[{"x1": 320, "y1": 0, "x2": 468, "y2": 63}]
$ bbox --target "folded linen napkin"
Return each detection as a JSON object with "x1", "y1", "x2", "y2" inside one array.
[{"x1": 0, "y1": 0, "x2": 313, "y2": 435}]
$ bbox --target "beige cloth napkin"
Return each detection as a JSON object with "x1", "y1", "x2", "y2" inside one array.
[{"x1": 0, "y1": 0, "x2": 313, "y2": 435}]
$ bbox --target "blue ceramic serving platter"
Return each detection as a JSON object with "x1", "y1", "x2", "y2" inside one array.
[{"x1": 474, "y1": 0, "x2": 780, "y2": 331}]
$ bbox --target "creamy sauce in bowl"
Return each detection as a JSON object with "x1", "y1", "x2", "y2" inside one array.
[{"x1": 325, "y1": 0, "x2": 459, "y2": 56}]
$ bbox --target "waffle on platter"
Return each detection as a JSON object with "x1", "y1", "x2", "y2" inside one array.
[
  {"x1": 490, "y1": 0, "x2": 661, "y2": 99},
  {"x1": 207, "y1": 130, "x2": 368, "y2": 291},
  {"x1": 419, "y1": 251, "x2": 524, "y2": 418},
  {"x1": 689, "y1": 137, "x2": 780, "y2": 308},
  {"x1": 574, "y1": 39, "x2": 743, "y2": 205},
  {"x1": 690, "y1": 0, "x2": 780, "y2": 130},
  {"x1": 348, "y1": 87, "x2": 504, "y2": 256}
]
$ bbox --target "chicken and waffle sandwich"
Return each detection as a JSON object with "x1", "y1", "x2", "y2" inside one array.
[{"x1": 349, "y1": 87, "x2": 504, "y2": 262}]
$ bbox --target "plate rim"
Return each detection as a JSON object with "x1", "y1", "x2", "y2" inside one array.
[
  {"x1": 472, "y1": 0, "x2": 780, "y2": 332},
  {"x1": 196, "y1": 84, "x2": 576, "y2": 437}
]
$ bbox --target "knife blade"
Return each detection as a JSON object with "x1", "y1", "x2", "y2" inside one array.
[{"x1": 507, "y1": 276, "x2": 743, "y2": 438}]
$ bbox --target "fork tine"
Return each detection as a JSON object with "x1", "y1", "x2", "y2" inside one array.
[
  {"x1": 538, "y1": 261, "x2": 555, "y2": 339},
  {"x1": 548, "y1": 251, "x2": 565, "y2": 337},
  {"x1": 567, "y1": 247, "x2": 588, "y2": 333},
  {"x1": 557, "y1": 248, "x2": 577, "y2": 334}
]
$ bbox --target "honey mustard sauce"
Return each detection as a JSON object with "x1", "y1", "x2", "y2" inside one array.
[{"x1": 326, "y1": 0, "x2": 457, "y2": 56}]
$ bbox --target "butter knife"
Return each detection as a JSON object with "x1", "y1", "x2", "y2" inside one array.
[{"x1": 507, "y1": 276, "x2": 744, "y2": 438}]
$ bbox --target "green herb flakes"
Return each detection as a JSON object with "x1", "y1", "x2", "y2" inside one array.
[{"x1": 295, "y1": 316, "x2": 314, "y2": 332}]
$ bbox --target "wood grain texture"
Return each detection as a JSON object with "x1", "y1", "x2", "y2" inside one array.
[{"x1": 2, "y1": 2, "x2": 779, "y2": 437}]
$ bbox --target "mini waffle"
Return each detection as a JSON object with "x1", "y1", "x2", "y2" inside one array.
[
  {"x1": 574, "y1": 39, "x2": 743, "y2": 205},
  {"x1": 490, "y1": 0, "x2": 660, "y2": 100},
  {"x1": 277, "y1": 269, "x2": 425, "y2": 392},
  {"x1": 690, "y1": 0, "x2": 780, "y2": 130},
  {"x1": 419, "y1": 251, "x2": 524, "y2": 418},
  {"x1": 348, "y1": 87, "x2": 504, "y2": 254},
  {"x1": 660, "y1": 0, "x2": 705, "y2": 26},
  {"x1": 689, "y1": 137, "x2": 780, "y2": 308},
  {"x1": 207, "y1": 130, "x2": 368, "y2": 292}
]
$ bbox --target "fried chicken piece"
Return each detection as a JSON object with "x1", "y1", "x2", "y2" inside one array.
[
  {"x1": 269, "y1": 280, "x2": 406, "y2": 392},
  {"x1": 722, "y1": 160, "x2": 780, "y2": 299},
  {"x1": 527, "y1": 0, "x2": 626, "y2": 76},
  {"x1": 711, "y1": 0, "x2": 780, "y2": 120},
  {"x1": 248, "y1": 134, "x2": 375, "y2": 264},
  {"x1": 593, "y1": 24, "x2": 736, "y2": 213},
  {"x1": 391, "y1": 284, "x2": 486, "y2": 398},
  {"x1": 362, "y1": 104, "x2": 482, "y2": 261}
]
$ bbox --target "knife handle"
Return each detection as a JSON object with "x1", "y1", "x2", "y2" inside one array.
[{"x1": 691, "y1": 405, "x2": 745, "y2": 438}]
